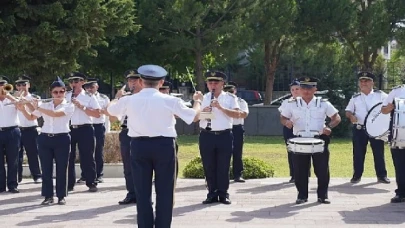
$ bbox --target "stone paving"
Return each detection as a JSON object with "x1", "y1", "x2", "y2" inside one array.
[{"x1": 1, "y1": 178, "x2": 405, "y2": 227}]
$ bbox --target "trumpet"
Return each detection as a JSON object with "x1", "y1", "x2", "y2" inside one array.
[
  {"x1": 4, "y1": 98, "x2": 61, "y2": 106},
  {"x1": 0, "y1": 84, "x2": 13, "y2": 95}
]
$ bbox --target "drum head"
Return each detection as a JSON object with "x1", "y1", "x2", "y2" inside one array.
[
  {"x1": 288, "y1": 137, "x2": 323, "y2": 145},
  {"x1": 365, "y1": 102, "x2": 390, "y2": 138}
]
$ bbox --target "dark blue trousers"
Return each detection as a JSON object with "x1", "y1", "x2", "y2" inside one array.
[
  {"x1": 131, "y1": 137, "x2": 176, "y2": 228},
  {"x1": 0, "y1": 127, "x2": 21, "y2": 191},
  {"x1": 93, "y1": 123, "x2": 106, "y2": 178},
  {"x1": 293, "y1": 135, "x2": 330, "y2": 200},
  {"x1": 199, "y1": 130, "x2": 233, "y2": 198},
  {"x1": 352, "y1": 126, "x2": 387, "y2": 178},
  {"x1": 119, "y1": 128, "x2": 136, "y2": 199},
  {"x1": 283, "y1": 126, "x2": 295, "y2": 177},
  {"x1": 68, "y1": 125, "x2": 97, "y2": 189},
  {"x1": 391, "y1": 148, "x2": 405, "y2": 197},
  {"x1": 18, "y1": 127, "x2": 41, "y2": 180},
  {"x1": 37, "y1": 133, "x2": 70, "y2": 198},
  {"x1": 232, "y1": 125, "x2": 244, "y2": 179}
]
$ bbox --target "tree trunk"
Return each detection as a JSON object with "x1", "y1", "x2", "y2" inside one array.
[
  {"x1": 263, "y1": 40, "x2": 278, "y2": 105},
  {"x1": 195, "y1": 27, "x2": 205, "y2": 93}
]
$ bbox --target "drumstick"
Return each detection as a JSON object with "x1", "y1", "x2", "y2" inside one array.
[{"x1": 186, "y1": 67, "x2": 197, "y2": 92}]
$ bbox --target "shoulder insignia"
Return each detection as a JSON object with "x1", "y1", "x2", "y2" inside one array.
[
  {"x1": 32, "y1": 94, "x2": 41, "y2": 99},
  {"x1": 321, "y1": 98, "x2": 328, "y2": 102},
  {"x1": 392, "y1": 85, "x2": 404, "y2": 90},
  {"x1": 99, "y1": 93, "x2": 108, "y2": 99},
  {"x1": 227, "y1": 92, "x2": 236, "y2": 97},
  {"x1": 288, "y1": 98, "x2": 296, "y2": 103},
  {"x1": 85, "y1": 91, "x2": 93, "y2": 96},
  {"x1": 352, "y1": 93, "x2": 360, "y2": 98}
]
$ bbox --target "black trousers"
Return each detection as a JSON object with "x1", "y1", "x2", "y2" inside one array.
[
  {"x1": 93, "y1": 123, "x2": 106, "y2": 178},
  {"x1": 18, "y1": 127, "x2": 41, "y2": 180},
  {"x1": 391, "y1": 148, "x2": 405, "y2": 197},
  {"x1": 68, "y1": 125, "x2": 97, "y2": 189},
  {"x1": 37, "y1": 133, "x2": 70, "y2": 198},
  {"x1": 352, "y1": 126, "x2": 387, "y2": 178},
  {"x1": 232, "y1": 125, "x2": 244, "y2": 179},
  {"x1": 293, "y1": 135, "x2": 330, "y2": 200},
  {"x1": 0, "y1": 127, "x2": 20, "y2": 191},
  {"x1": 283, "y1": 126, "x2": 295, "y2": 177},
  {"x1": 131, "y1": 137, "x2": 176, "y2": 228},
  {"x1": 199, "y1": 130, "x2": 233, "y2": 198},
  {"x1": 119, "y1": 128, "x2": 136, "y2": 199}
]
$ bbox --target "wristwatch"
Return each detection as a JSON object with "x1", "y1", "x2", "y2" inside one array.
[{"x1": 82, "y1": 106, "x2": 87, "y2": 111}]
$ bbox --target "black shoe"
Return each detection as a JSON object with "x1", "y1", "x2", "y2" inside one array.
[
  {"x1": 318, "y1": 198, "x2": 331, "y2": 204},
  {"x1": 41, "y1": 197, "x2": 54, "y2": 205},
  {"x1": 118, "y1": 197, "x2": 137, "y2": 205},
  {"x1": 390, "y1": 195, "x2": 405, "y2": 203},
  {"x1": 350, "y1": 177, "x2": 361, "y2": 184},
  {"x1": 76, "y1": 178, "x2": 85, "y2": 184},
  {"x1": 219, "y1": 197, "x2": 232, "y2": 205},
  {"x1": 202, "y1": 197, "x2": 218, "y2": 204},
  {"x1": 58, "y1": 198, "x2": 66, "y2": 205},
  {"x1": 95, "y1": 177, "x2": 104, "y2": 183},
  {"x1": 68, "y1": 187, "x2": 74, "y2": 192},
  {"x1": 234, "y1": 177, "x2": 246, "y2": 183},
  {"x1": 88, "y1": 185, "x2": 98, "y2": 192},
  {"x1": 0, "y1": 189, "x2": 5, "y2": 193},
  {"x1": 289, "y1": 177, "x2": 295, "y2": 183},
  {"x1": 8, "y1": 188, "x2": 19, "y2": 193},
  {"x1": 18, "y1": 177, "x2": 22, "y2": 183},
  {"x1": 34, "y1": 178, "x2": 42, "y2": 184},
  {"x1": 378, "y1": 177, "x2": 390, "y2": 184},
  {"x1": 295, "y1": 198, "x2": 308, "y2": 204}
]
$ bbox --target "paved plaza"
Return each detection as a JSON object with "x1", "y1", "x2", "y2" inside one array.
[{"x1": 1, "y1": 178, "x2": 405, "y2": 228}]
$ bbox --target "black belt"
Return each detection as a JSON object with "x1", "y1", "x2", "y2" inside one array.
[
  {"x1": 0, "y1": 126, "x2": 18, "y2": 131},
  {"x1": 233, "y1": 124, "x2": 243, "y2": 127},
  {"x1": 19, "y1": 126, "x2": 38, "y2": 130},
  {"x1": 70, "y1": 124, "x2": 92, "y2": 129},
  {"x1": 132, "y1": 136, "x2": 175, "y2": 140},
  {"x1": 354, "y1": 124, "x2": 364, "y2": 130},
  {"x1": 93, "y1": 123, "x2": 104, "y2": 126},
  {"x1": 200, "y1": 128, "x2": 231, "y2": 135},
  {"x1": 41, "y1": 133, "x2": 69, "y2": 137}
]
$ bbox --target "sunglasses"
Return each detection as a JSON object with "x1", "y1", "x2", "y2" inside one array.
[
  {"x1": 0, "y1": 82, "x2": 5, "y2": 86},
  {"x1": 69, "y1": 79, "x2": 82, "y2": 83},
  {"x1": 16, "y1": 83, "x2": 27, "y2": 87},
  {"x1": 52, "y1": 90, "x2": 66, "y2": 95}
]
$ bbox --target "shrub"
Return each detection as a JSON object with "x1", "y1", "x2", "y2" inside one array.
[
  {"x1": 183, "y1": 156, "x2": 275, "y2": 179},
  {"x1": 103, "y1": 131, "x2": 122, "y2": 163}
]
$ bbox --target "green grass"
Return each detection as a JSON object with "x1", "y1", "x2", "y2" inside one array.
[{"x1": 176, "y1": 135, "x2": 395, "y2": 178}]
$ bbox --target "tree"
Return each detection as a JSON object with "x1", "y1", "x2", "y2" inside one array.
[
  {"x1": 297, "y1": 0, "x2": 405, "y2": 72},
  {"x1": 137, "y1": 0, "x2": 253, "y2": 91},
  {"x1": 247, "y1": 0, "x2": 298, "y2": 104},
  {"x1": 0, "y1": 0, "x2": 138, "y2": 87}
]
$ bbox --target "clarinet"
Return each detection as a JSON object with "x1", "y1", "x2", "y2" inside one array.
[
  {"x1": 71, "y1": 86, "x2": 75, "y2": 102},
  {"x1": 205, "y1": 89, "x2": 215, "y2": 131}
]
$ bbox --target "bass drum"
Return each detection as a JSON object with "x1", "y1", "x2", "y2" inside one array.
[
  {"x1": 391, "y1": 98, "x2": 405, "y2": 148},
  {"x1": 364, "y1": 102, "x2": 390, "y2": 142}
]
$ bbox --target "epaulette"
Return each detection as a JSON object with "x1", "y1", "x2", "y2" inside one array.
[
  {"x1": 374, "y1": 89, "x2": 381, "y2": 93},
  {"x1": 321, "y1": 98, "x2": 328, "y2": 102},
  {"x1": 85, "y1": 91, "x2": 93, "y2": 96},
  {"x1": 31, "y1": 94, "x2": 41, "y2": 99},
  {"x1": 392, "y1": 85, "x2": 404, "y2": 90},
  {"x1": 287, "y1": 98, "x2": 296, "y2": 103},
  {"x1": 352, "y1": 93, "x2": 360, "y2": 98},
  {"x1": 41, "y1": 99, "x2": 52, "y2": 103},
  {"x1": 99, "y1": 93, "x2": 108, "y2": 99},
  {"x1": 227, "y1": 92, "x2": 236, "y2": 97},
  {"x1": 238, "y1": 97, "x2": 242, "y2": 102}
]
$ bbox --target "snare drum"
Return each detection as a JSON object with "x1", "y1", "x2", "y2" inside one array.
[
  {"x1": 287, "y1": 137, "x2": 325, "y2": 154},
  {"x1": 391, "y1": 98, "x2": 405, "y2": 148}
]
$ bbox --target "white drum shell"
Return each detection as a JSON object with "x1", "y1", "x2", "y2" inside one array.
[
  {"x1": 392, "y1": 98, "x2": 405, "y2": 148},
  {"x1": 364, "y1": 102, "x2": 390, "y2": 142},
  {"x1": 287, "y1": 137, "x2": 325, "y2": 154}
]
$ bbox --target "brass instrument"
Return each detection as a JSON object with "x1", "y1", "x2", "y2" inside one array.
[
  {"x1": 4, "y1": 98, "x2": 62, "y2": 106},
  {"x1": 0, "y1": 83, "x2": 13, "y2": 95}
]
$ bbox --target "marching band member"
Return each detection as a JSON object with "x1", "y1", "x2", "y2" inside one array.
[
  {"x1": 83, "y1": 78, "x2": 110, "y2": 183},
  {"x1": 280, "y1": 77, "x2": 341, "y2": 204},
  {"x1": 199, "y1": 71, "x2": 240, "y2": 205},
  {"x1": 223, "y1": 81, "x2": 249, "y2": 183},
  {"x1": 382, "y1": 84, "x2": 405, "y2": 203},
  {"x1": 345, "y1": 72, "x2": 390, "y2": 184},
  {"x1": 108, "y1": 69, "x2": 143, "y2": 205},
  {"x1": 108, "y1": 65, "x2": 202, "y2": 228},
  {"x1": 0, "y1": 76, "x2": 21, "y2": 193},
  {"x1": 16, "y1": 77, "x2": 74, "y2": 205},
  {"x1": 279, "y1": 79, "x2": 301, "y2": 183},
  {"x1": 15, "y1": 75, "x2": 42, "y2": 184},
  {"x1": 66, "y1": 73, "x2": 101, "y2": 192}
]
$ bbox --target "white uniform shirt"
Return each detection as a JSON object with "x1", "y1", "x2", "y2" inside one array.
[
  {"x1": 281, "y1": 96, "x2": 338, "y2": 135},
  {"x1": 32, "y1": 100, "x2": 74, "y2": 134},
  {"x1": 107, "y1": 88, "x2": 196, "y2": 137},
  {"x1": 233, "y1": 97, "x2": 249, "y2": 125},
  {"x1": 383, "y1": 85, "x2": 405, "y2": 106},
  {"x1": 66, "y1": 89, "x2": 101, "y2": 125},
  {"x1": 0, "y1": 98, "x2": 20, "y2": 127},
  {"x1": 17, "y1": 93, "x2": 39, "y2": 127},
  {"x1": 345, "y1": 90, "x2": 388, "y2": 125},
  {"x1": 199, "y1": 91, "x2": 240, "y2": 131},
  {"x1": 92, "y1": 92, "x2": 110, "y2": 124}
]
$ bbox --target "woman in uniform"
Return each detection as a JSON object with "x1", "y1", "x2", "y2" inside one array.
[{"x1": 17, "y1": 77, "x2": 74, "y2": 205}]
